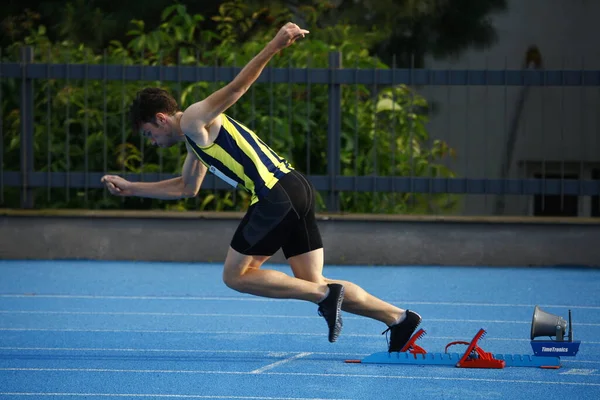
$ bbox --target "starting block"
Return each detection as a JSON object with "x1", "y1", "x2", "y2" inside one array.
[{"x1": 346, "y1": 328, "x2": 562, "y2": 369}]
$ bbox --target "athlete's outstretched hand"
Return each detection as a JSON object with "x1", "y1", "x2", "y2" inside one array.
[
  {"x1": 271, "y1": 22, "x2": 309, "y2": 51},
  {"x1": 101, "y1": 175, "x2": 134, "y2": 197}
]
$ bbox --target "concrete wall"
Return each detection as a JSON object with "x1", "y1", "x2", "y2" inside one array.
[
  {"x1": 1, "y1": 211, "x2": 598, "y2": 267},
  {"x1": 420, "y1": 0, "x2": 600, "y2": 216}
]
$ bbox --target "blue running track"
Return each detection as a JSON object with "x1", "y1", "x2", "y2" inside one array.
[{"x1": 0, "y1": 260, "x2": 599, "y2": 400}]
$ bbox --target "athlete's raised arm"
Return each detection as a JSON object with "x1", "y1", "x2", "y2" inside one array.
[{"x1": 181, "y1": 22, "x2": 309, "y2": 129}]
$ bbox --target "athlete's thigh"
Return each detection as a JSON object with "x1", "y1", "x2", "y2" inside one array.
[
  {"x1": 230, "y1": 185, "x2": 295, "y2": 257},
  {"x1": 288, "y1": 248, "x2": 325, "y2": 283},
  {"x1": 281, "y1": 207, "x2": 323, "y2": 255}
]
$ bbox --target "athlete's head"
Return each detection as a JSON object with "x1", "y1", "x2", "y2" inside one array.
[{"x1": 129, "y1": 87, "x2": 182, "y2": 148}]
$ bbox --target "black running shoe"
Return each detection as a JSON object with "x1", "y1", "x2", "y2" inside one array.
[
  {"x1": 317, "y1": 283, "x2": 345, "y2": 343},
  {"x1": 382, "y1": 310, "x2": 422, "y2": 352}
]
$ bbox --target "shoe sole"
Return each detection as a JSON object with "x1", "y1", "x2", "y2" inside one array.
[{"x1": 329, "y1": 285, "x2": 345, "y2": 343}]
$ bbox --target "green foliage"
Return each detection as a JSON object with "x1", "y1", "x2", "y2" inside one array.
[{"x1": 1, "y1": 1, "x2": 459, "y2": 213}]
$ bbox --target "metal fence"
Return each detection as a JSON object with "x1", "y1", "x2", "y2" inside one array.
[{"x1": 1, "y1": 47, "x2": 600, "y2": 216}]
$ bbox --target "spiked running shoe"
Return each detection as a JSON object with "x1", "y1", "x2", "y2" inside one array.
[
  {"x1": 382, "y1": 310, "x2": 422, "y2": 352},
  {"x1": 317, "y1": 283, "x2": 345, "y2": 343}
]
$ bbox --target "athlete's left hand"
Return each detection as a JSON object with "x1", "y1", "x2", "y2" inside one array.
[{"x1": 271, "y1": 22, "x2": 310, "y2": 51}]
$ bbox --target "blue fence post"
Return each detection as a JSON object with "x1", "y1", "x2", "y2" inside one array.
[
  {"x1": 327, "y1": 51, "x2": 342, "y2": 212},
  {"x1": 20, "y1": 46, "x2": 34, "y2": 209}
]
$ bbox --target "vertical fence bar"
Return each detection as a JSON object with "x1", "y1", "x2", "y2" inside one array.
[
  {"x1": 463, "y1": 59, "x2": 470, "y2": 215},
  {"x1": 426, "y1": 60, "x2": 433, "y2": 213},
  {"x1": 483, "y1": 56, "x2": 489, "y2": 210},
  {"x1": 160, "y1": 52, "x2": 165, "y2": 183},
  {"x1": 521, "y1": 105, "x2": 527, "y2": 202},
  {"x1": 84, "y1": 55, "x2": 89, "y2": 204},
  {"x1": 520, "y1": 59, "x2": 527, "y2": 203},
  {"x1": 140, "y1": 51, "x2": 145, "y2": 188},
  {"x1": 391, "y1": 55, "x2": 396, "y2": 208},
  {"x1": 597, "y1": 59, "x2": 600, "y2": 215},
  {"x1": 493, "y1": 58, "x2": 505, "y2": 215},
  {"x1": 353, "y1": 59, "x2": 358, "y2": 210},
  {"x1": 596, "y1": 59, "x2": 600, "y2": 214},
  {"x1": 579, "y1": 56, "x2": 585, "y2": 215},
  {"x1": 327, "y1": 51, "x2": 342, "y2": 212},
  {"x1": 501, "y1": 57, "x2": 508, "y2": 214},
  {"x1": 445, "y1": 64, "x2": 452, "y2": 210},
  {"x1": 522, "y1": 63, "x2": 533, "y2": 200},
  {"x1": 408, "y1": 54, "x2": 415, "y2": 209},
  {"x1": 102, "y1": 49, "x2": 108, "y2": 201},
  {"x1": 0, "y1": 48, "x2": 3, "y2": 204},
  {"x1": 20, "y1": 46, "x2": 34, "y2": 208},
  {"x1": 560, "y1": 57, "x2": 565, "y2": 212},
  {"x1": 177, "y1": 50, "x2": 182, "y2": 187},
  {"x1": 371, "y1": 57, "x2": 377, "y2": 210},
  {"x1": 540, "y1": 62, "x2": 546, "y2": 213},
  {"x1": 65, "y1": 50, "x2": 71, "y2": 203},
  {"x1": 46, "y1": 48, "x2": 52, "y2": 202},
  {"x1": 121, "y1": 54, "x2": 126, "y2": 206}
]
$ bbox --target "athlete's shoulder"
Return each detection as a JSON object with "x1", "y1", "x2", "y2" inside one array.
[{"x1": 181, "y1": 105, "x2": 224, "y2": 127}]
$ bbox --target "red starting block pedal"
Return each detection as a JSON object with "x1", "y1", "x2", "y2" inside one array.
[
  {"x1": 400, "y1": 328, "x2": 427, "y2": 356},
  {"x1": 445, "y1": 328, "x2": 505, "y2": 369}
]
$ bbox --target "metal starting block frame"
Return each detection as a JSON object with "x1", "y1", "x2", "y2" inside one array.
[{"x1": 346, "y1": 328, "x2": 562, "y2": 369}]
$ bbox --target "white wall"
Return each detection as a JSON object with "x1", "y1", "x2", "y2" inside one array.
[{"x1": 420, "y1": 0, "x2": 600, "y2": 216}]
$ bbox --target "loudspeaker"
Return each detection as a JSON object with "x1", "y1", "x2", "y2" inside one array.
[{"x1": 531, "y1": 305, "x2": 568, "y2": 341}]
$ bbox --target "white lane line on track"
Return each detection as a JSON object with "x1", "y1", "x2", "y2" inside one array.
[
  {"x1": 0, "y1": 347, "x2": 368, "y2": 356},
  {"x1": 0, "y1": 394, "x2": 350, "y2": 400},
  {"x1": 1, "y1": 294, "x2": 599, "y2": 310},
  {"x1": 0, "y1": 328, "x2": 599, "y2": 344},
  {"x1": 250, "y1": 352, "x2": 312, "y2": 374},
  {"x1": 0, "y1": 368, "x2": 599, "y2": 387},
  {"x1": 2, "y1": 310, "x2": 598, "y2": 326},
  {"x1": 562, "y1": 360, "x2": 600, "y2": 365},
  {"x1": 1, "y1": 347, "x2": 599, "y2": 365},
  {"x1": 1, "y1": 311, "x2": 599, "y2": 327},
  {"x1": 560, "y1": 369, "x2": 597, "y2": 375}
]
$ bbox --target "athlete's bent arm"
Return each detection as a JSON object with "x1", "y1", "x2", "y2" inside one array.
[
  {"x1": 181, "y1": 22, "x2": 309, "y2": 128},
  {"x1": 101, "y1": 150, "x2": 207, "y2": 200}
]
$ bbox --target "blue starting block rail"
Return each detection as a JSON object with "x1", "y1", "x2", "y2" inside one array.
[
  {"x1": 357, "y1": 351, "x2": 561, "y2": 368},
  {"x1": 346, "y1": 328, "x2": 570, "y2": 369}
]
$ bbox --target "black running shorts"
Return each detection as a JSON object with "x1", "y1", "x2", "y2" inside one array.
[{"x1": 230, "y1": 170, "x2": 323, "y2": 258}]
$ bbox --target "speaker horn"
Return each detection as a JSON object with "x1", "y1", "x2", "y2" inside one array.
[{"x1": 530, "y1": 305, "x2": 568, "y2": 341}]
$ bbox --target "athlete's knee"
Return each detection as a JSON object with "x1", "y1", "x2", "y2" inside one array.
[
  {"x1": 222, "y1": 269, "x2": 244, "y2": 291},
  {"x1": 222, "y1": 251, "x2": 268, "y2": 292},
  {"x1": 222, "y1": 265, "x2": 259, "y2": 293}
]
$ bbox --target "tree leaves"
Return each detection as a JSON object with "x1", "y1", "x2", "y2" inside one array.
[{"x1": 1, "y1": 1, "x2": 460, "y2": 213}]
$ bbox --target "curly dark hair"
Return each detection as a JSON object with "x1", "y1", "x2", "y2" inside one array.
[{"x1": 129, "y1": 87, "x2": 180, "y2": 132}]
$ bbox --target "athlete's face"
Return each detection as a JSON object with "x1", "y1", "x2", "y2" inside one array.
[{"x1": 140, "y1": 113, "x2": 179, "y2": 148}]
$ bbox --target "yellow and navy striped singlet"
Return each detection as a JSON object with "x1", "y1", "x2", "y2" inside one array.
[{"x1": 185, "y1": 114, "x2": 293, "y2": 204}]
